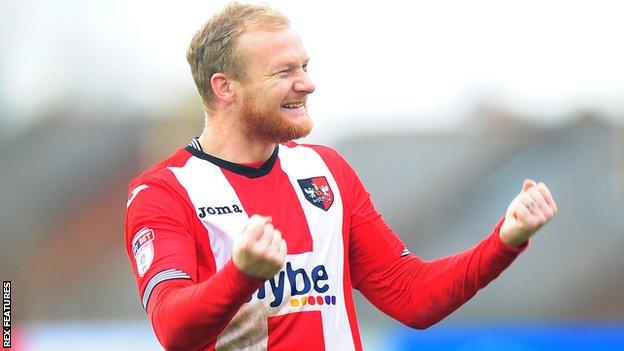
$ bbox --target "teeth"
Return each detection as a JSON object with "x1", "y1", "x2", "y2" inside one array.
[{"x1": 282, "y1": 103, "x2": 304, "y2": 108}]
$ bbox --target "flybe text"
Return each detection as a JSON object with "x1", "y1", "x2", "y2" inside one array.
[{"x1": 251, "y1": 262, "x2": 330, "y2": 308}]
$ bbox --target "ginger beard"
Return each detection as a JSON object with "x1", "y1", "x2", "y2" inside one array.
[{"x1": 239, "y1": 87, "x2": 313, "y2": 144}]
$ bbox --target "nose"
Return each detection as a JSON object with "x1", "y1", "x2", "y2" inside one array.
[{"x1": 293, "y1": 74, "x2": 315, "y2": 94}]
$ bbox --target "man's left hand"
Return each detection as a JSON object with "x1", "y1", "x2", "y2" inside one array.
[{"x1": 499, "y1": 179, "x2": 558, "y2": 247}]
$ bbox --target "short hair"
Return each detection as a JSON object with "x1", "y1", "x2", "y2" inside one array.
[{"x1": 187, "y1": 2, "x2": 290, "y2": 107}]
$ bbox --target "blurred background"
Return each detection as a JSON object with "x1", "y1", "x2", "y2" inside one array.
[{"x1": 1, "y1": 0, "x2": 623, "y2": 350}]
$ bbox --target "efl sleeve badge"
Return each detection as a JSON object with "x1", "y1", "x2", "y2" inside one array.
[{"x1": 132, "y1": 227, "x2": 155, "y2": 277}]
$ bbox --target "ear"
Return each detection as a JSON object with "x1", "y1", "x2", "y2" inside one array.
[{"x1": 210, "y1": 72, "x2": 236, "y2": 104}]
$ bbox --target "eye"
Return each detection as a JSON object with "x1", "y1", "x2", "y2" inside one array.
[{"x1": 302, "y1": 64, "x2": 308, "y2": 72}]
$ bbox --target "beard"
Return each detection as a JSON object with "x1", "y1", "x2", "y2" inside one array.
[{"x1": 240, "y1": 91, "x2": 313, "y2": 144}]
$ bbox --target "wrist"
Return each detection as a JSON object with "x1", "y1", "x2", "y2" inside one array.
[
  {"x1": 227, "y1": 259, "x2": 266, "y2": 284},
  {"x1": 499, "y1": 218, "x2": 530, "y2": 248},
  {"x1": 499, "y1": 230, "x2": 527, "y2": 248}
]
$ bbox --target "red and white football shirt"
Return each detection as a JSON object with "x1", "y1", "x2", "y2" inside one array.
[{"x1": 125, "y1": 138, "x2": 526, "y2": 350}]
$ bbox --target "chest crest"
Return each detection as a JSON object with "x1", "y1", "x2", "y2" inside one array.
[{"x1": 297, "y1": 176, "x2": 334, "y2": 211}]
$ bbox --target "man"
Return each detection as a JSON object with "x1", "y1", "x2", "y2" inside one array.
[{"x1": 124, "y1": 3, "x2": 557, "y2": 350}]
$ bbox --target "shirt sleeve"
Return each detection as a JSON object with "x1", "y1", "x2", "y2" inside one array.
[
  {"x1": 125, "y1": 181, "x2": 197, "y2": 310},
  {"x1": 125, "y1": 180, "x2": 264, "y2": 350},
  {"x1": 344, "y1": 160, "x2": 527, "y2": 329},
  {"x1": 147, "y1": 261, "x2": 264, "y2": 350}
]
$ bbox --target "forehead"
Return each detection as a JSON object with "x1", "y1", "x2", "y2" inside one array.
[{"x1": 237, "y1": 27, "x2": 309, "y2": 71}]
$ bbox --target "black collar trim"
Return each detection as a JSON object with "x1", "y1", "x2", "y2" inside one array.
[{"x1": 184, "y1": 139, "x2": 279, "y2": 179}]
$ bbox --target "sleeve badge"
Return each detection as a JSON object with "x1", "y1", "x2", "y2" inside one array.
[{"x1": 132, "y1": 227, "x2": 155, "y2": 277}]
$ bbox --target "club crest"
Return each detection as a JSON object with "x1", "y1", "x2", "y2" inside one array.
[{"x1": 297, "y1": 176, "x2": 334, "y2": 211}]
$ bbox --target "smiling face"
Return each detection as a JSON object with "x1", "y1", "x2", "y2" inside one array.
[{"x1": 235, "y1": 27, "x2": 316, "y2": 143}]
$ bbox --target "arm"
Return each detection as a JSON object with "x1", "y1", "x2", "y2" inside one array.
[
  {"x1": 352, "y1": 216, "x2": 525, "y2": 329},
  {"x1": 125, "y1": 182, "x2": 285, "y2": 350},
  {"x1": 346, "y1": 162, "x2": 556, "y2": 328},
  {"x1": 147, "y1": 261, "x2": 263, "y2": 350}
]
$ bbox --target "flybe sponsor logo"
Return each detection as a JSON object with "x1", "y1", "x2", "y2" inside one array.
[
  {"x1": 250, "y1": 262, "x2": 336, "y2": 308},
  {"x1": 197, "y1": 204, "x2": 243, "y2": 218}
]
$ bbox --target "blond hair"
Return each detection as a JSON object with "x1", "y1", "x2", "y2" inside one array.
[{"x1": 187, "y1": 3, "x2": 289, "y2": 107}]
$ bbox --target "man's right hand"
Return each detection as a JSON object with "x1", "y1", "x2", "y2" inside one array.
[{"x1": 232, "y1": 215, "x2": 288, "y2": 280}]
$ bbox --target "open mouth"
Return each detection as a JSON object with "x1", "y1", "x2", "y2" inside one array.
[{"x1": 281, "y1": 102, "x2": 305, "y2": 109}]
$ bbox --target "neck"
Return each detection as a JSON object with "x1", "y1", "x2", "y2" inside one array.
[{"x1": 197, "y1": 116, "x2": 276, "y2": 165}]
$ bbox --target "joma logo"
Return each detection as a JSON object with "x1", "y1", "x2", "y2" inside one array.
[{"x1": 197, "y1": 205, "x2": 243, "y2": 218}]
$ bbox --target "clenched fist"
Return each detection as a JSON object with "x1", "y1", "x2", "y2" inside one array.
[
  {"x1": 499, "y1": 179, "x2": 558, "y2": 247},
  {"x1": 232, "y1": 215, "x2": 288, "y2": 280}
]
